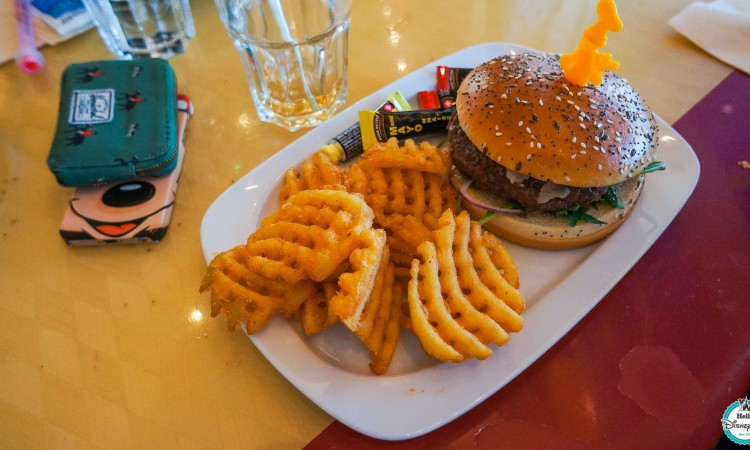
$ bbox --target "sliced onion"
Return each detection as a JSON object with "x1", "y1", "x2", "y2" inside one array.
[{"x1": 459, "y1": 179, "x2": 523, "y2": 215}]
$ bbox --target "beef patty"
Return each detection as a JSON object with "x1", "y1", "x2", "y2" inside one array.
[{"x1": 447, "y1": 113, "x2": 607, "y2": 212}]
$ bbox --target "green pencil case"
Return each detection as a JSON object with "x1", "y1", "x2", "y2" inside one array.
[{"x1": 47, "y1": 59, "x2": 178, "y2": 187}]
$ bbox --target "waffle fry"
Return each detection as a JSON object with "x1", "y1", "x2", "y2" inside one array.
[
  {"x1": 316, "y1": 228, "x2": 404, "y2": 374},
  {"x1": 409, "y1": 242, "x2": 491, "y2": 361},
  {"x1": 200, "y1": 245, "x2": 316, "y2": 332},
  {"x1": 326, "y1": 239, "x2": 404, "y2": 374},
  {"x1": 280, "y1": 151, "x2": 348, "y2": 204},
  {"x1": 386, "y1": 233, "x2": 418, "y2": 269},
  {"x1": 382, "y1": 214, "x2": 433, "y2": 254},
  {"x1": 203, "y1": 189, "x2": 379, "y2": 332},
  {"x1": 349, "y1": 139, "x2": 456, "y2": 224},
  {"x1": 481, "y1": 231, "x2": 520, "y2": 290},
  {"x1": 452, "y1": 212, "x2": 524, "y2": 332},
  {"x1": 297, "y1": 283, "x2": 339, "y2": 335},
  {"x1": 329, "y1": 229, "x2": 387, "y2": 326},
  {"x1": 471, "y1": 223, "x2": 525, "y2": 317},
  {"x1": 263, "y1": 189, "x2": 373, "y2": 233},
  {"x1": 362, "y1": 261, "x2": 403, "y2": 375},
  {"x1": 350, "y1": 168, "x2": 456, "y2": 233},
  {"x1": 433, "y1": 212, "x2": 511, "y2": 346},
  {"x1": 349, "y1": 138, "x2": 458, "y2": 274},
  {"x1": 357, "y1": 137, "x2": 451, "y2": 173},
  {"x1": 407, "y1": 210, "x2": 525, "y2": 362},
  {"x1": 249, "y1": 190, "x2": 374, "y2": 282}
]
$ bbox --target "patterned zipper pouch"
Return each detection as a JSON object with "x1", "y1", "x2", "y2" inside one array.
[{"x1": 47, "y1": 59, "x2": 178, "y2": 187}]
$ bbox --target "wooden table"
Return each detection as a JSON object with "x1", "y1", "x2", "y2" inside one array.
[{"x1": 0, "y1": 1, "x2": 744, "y2": 448}]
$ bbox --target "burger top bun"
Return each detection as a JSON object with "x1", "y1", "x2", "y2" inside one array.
[{"x1": 455, "y1": 52, "x2": 658, "y2": 188}]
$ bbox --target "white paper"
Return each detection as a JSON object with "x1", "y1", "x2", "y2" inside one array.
[{"x1": 669, "y1": 0, "x2": 750, "y2": 74}]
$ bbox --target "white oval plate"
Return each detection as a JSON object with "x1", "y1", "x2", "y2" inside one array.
[{"x1": 200, "y1": 42, "x2": 700, "y2": 441}]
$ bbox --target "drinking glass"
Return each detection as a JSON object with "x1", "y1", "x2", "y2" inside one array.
[
  {"x1": 83, "y1": 0, "x2": 195, "y2": 59},
  {"x1": 215, "y1": 0, "x2": 352, "y2": 131}
]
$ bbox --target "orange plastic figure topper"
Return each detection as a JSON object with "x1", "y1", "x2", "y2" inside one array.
[{"x1": 560, "y1": 0, "x2": 623, "y2": 86}]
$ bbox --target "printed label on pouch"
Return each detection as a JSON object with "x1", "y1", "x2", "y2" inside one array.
[{"x1": 69, "y1": 89, "x2": 115, "y2": 124}]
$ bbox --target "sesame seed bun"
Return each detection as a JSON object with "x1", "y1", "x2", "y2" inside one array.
[{"x1": 455, "y1": 52, "x2": 658, "y2": 188}]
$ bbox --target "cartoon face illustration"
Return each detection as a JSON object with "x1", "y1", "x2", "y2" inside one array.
[
  {"x1": 59, "y1": 98, "x2": 192, "y2": 245},
  {"x1": 60, "y1": 173, "x2": 179, "y2": 243}
]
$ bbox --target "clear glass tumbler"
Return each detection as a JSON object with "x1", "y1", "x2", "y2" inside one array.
[
  {"x1": 83, "y1": 0, "x2": 195, "y2": 59},
  {"x1": 215, "y1": 0, "x2": 352, "y2": 131}
]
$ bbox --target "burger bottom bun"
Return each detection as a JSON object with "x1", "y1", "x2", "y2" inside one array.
[{"x1": 456, "y1": 172, "x2": 645, "y2": 250}]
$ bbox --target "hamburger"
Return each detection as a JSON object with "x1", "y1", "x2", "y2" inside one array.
[{"x1": 448, "y1": 52, "x2": 660, "y2": 249}]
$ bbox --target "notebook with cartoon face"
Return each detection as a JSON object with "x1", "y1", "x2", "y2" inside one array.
[{"x1": 59, "y1": 95, "x2": 192, "y2": 246}]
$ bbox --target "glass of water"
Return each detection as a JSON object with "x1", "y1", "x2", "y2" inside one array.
[
  {"x1": 83, "y1": 0, "x2": 195, "y2": 59},
  {"x1": 215, "y1": 0, "x2": 352, "y2": 131}
]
